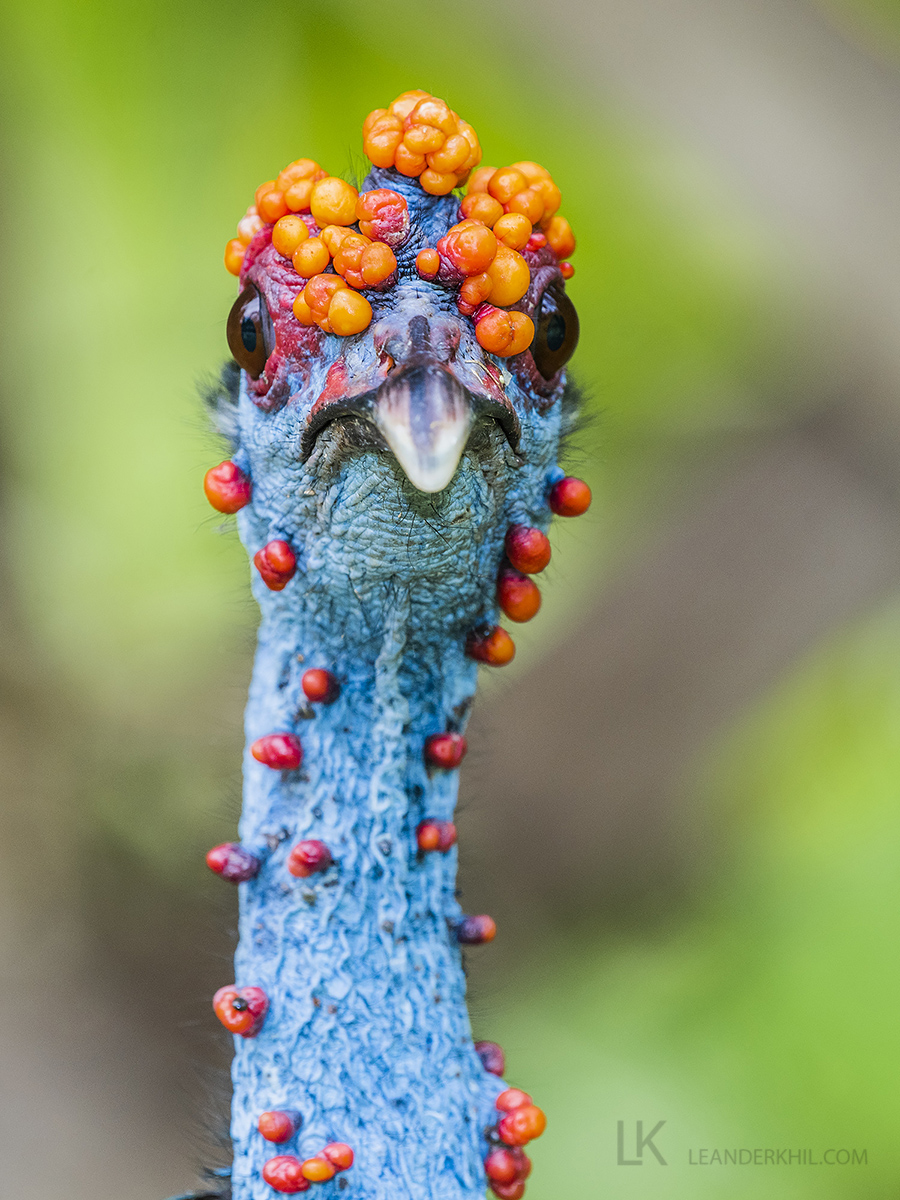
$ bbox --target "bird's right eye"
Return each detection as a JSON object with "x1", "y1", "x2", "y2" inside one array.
[
  {"x1": 530, "y1": 283, "x2": 579, "y2": 380},
  {"x1": 227, "y1": 284, "x2": 272, "y2": 379}
]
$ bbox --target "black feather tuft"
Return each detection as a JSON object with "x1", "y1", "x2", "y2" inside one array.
[
  {"x1": 200, "y1": 359, "x2": 241, "y2": 449},
  {"x1": 164, "y1": 1184, "x2": 231, "y2": 1198},
  {"x1": 558, "y1": 373, "x2": 592, "y2": 458}
]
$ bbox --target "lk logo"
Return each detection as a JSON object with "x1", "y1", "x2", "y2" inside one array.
[{"x1": 617, "y1": 1120, "x2": 667, "y2": 1166}]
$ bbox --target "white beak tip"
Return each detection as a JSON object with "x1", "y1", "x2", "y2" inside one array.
[{"x1": 374, "y1": 368, "x2": 473, "y2": 495}]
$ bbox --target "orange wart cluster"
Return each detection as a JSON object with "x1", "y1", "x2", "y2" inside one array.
[
  {"x1": 416, "y1": 160, "x2": 576, "y2": 356},
  {"x1": 225, "y1": 163, "x2": 406, "y2": 337},
  {"x1": 362, "y1": 89, "x2": 481, "y2": 195},
  {"x1": 223, "y1": 90, "x2": 576, "y2": 356}
]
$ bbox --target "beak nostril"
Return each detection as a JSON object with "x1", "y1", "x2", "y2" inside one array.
[
  {"x1": 408, "y1": 314, "x2": 430, "y2": 352},
  {"x1": 377, "y1": 310, "x2": 458, "y2": 365}
]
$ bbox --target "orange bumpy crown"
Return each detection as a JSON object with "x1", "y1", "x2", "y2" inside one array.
[
  {"x1": 223, "y1": 90, "x2": 576, "y2": 355},
  {"x1": 362, "y1": 89, "x2": 481, "y2": 195}
]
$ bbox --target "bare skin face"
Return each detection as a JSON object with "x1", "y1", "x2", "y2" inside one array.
[{"x1": 228, "y1": 170, "x2": 576, "y2": 513}]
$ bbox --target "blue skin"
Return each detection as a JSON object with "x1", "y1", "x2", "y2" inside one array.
[{"x1": 222, "y1": 169, "x2": 569, "y2": 1199}]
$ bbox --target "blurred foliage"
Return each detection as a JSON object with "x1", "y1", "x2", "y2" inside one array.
[
  {"x1": 823, "y1": 0, "x2": 900, "y2": 58},
  {"x1": 497, "y1": 597, "x2": 900, "y2": 1198},
  {"x1": 2, "y1": 1, "x2": 897, "y2": 1197}
]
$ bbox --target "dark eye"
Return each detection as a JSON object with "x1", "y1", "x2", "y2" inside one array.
[
  {"x1": 531, "y1": 284, "x2": 579, "y2": 379},
  {"x1": 227, "y1": 284, "x2": 273, "y2": 379}
]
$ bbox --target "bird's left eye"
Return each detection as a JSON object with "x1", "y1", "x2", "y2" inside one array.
[
  {"x1": 227, "y1": 284, "x2": 273, "y2": 379},
  {"x1": 531, "y1": 283, "x2": 579, "y2": 380}
]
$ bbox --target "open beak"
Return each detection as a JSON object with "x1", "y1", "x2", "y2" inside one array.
[{"x1": 373, "y1": 364, "x2": 473, "y2": 494}]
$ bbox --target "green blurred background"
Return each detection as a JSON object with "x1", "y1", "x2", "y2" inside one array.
[{"x1": 2, "y1": 0, "x2": 900, "y2": 1196}]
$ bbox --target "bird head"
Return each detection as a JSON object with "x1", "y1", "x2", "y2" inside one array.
[{"x1": 221, "y1": 91, "x2": 579, "y2": 512}]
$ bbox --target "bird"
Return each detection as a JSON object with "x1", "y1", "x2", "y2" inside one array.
[{"x1": 194, "y1": 89, "x2": 589, "y2": 1200}]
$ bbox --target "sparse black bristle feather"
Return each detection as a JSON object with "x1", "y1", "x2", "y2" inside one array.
[
  {"x1": 559, "y1": 374, "x2": 592, "y2": 456},
  {"x1": 200, "y1": 359, "x2": 241, "y2": 448}
]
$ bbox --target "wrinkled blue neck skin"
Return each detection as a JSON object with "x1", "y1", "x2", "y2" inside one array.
[{"x1": 226, "y1": 169, "x2": 565, "y2": 1199}]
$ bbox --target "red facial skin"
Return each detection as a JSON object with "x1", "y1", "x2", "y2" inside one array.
[
  {"x1": 254, "y1": 540, "x2": 297, "y2": 590},
  {"x1": 416, "y1": 820, "x2": 457, "y2": 853},
  {"x1": 286, "y1": 839, "x2": 333, "y2": 878},
  {"x1": 301, "y1": 668, "x2": 340, "y2": 704},
  {"x1": 204, "y1": 460, "x2": 252, "y2": 513},
  {"x1": 497, "y1": 567, "x2": 541, "y2": 622},
  {"x1": 308, "y1": 358, "x2": 381, "y2": 423},
  {"x1": 212, "y1": 985, "x2": 269, "y2": 1037},
  {"x1": 497, "y1": 1104, "x2": 547, "y2": 1146},
  {"x1": 504, "y1": 525, "x2": 551, "y2": 574},
  {"x1": 465, "y1": 626, "x2": 515, "y2": 666},
  {"x1": 251, "y1": 733, "x2": 303, "y2": 770},
  {"x1": 205, "y1": 842, "x2": 260, "y2": 883},
  {"x1": 475, "y1": 1040, "x2": 505, "y2": 1076},
  {"x1": 239, "y1": 233, "x2": 325, "y2": 414},
  {"x1": 262, "y1": 1156, "x2": 310, "y2": 1193},
  {"x1": 456, "y1": 914, "x2": 497, "y2": 945},
  {"x1": 496, "y1": 1088, "x2": 532, "y2": 1112},
  {"x1": 322, "y1": 1143, "x2": 355, "y2": 1171},
  {"x1": 548, "y1": 476, "x2": 591, "y2": 517},
  {"x1": 471, "y1": 300, "x2": 494, "y2": 325},
  {"x1": 423, "y1": 732, "x2": 467, "y2": 769},
  {"x1": 258, "y1": 1110, "x2": 303, "y2": 1143}
]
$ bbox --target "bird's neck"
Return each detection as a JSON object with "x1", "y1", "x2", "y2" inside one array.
[
  {"x1": 228, "y1": 437, "x2": 517, "y2": 1199},
  {"x1": 240, "y1": 568, "x2": 481, "y2": 858}
]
